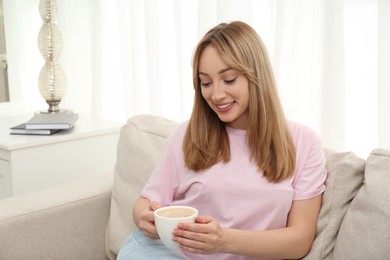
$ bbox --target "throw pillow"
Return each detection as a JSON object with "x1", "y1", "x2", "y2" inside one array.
[
  {"x1": 105, "y1": 114, "x2": 178, "y2": 259},
  {"x1": 333, "y1": 149, "x2": 390, "y2": 259},
  {"x1": 302, "y1": 150, "x2": 365, "y2": 260}
]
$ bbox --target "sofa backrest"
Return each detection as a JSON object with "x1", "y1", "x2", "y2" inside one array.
[
  {"x1": 332, "y1": 149, "x2": 390, "y2": 259},
  {"x1": 105, "y1": 114, "x2": 390, "y2": 259},
  {"x1": 302, "y1": 150, "x2": 365, "y2": 259},
  {"x1": 105, "y1": 114, "x2": 178, "y2": 259}
]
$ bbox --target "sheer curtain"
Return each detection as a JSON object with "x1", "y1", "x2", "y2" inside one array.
[{"x1": 4, "y1": 0, "x2": 390, "y2": 157}]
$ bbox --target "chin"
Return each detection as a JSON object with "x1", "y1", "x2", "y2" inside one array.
[{"x1": 217, "y1": 116, "x2": 235, "y2": 125}]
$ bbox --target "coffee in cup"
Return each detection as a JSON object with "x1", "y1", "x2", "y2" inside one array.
[{"x1": 154, "y1": 206, "x2": 198, "y2": 249}]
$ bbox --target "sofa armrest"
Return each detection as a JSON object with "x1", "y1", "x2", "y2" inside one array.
[{"x1": 0, "y1": 173, "x2": 113, "y2": 260}]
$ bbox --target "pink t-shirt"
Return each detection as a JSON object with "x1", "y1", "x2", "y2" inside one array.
[{"x1": 142, "y1": 120, "x2": 327, "y2": 260}]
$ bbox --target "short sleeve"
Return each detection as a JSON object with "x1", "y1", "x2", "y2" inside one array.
[
  {"x1": 141, "y1": 143, "x2": 180, "y2": 205},
  {"x1": 292, "y1": 127, "x2": 327, "y2": 201},
  {"x1": 140, "y1": 123, "x2": 187, "y2": 206}
]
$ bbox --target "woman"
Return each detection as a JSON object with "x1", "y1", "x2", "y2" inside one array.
[{"x1": 118, "y1": 21, "x2": 327, "y2": 260}]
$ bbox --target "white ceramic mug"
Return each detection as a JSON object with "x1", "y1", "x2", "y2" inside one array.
[{"x1": 154, "y1": 205, "x2": 198, "y2": 249}]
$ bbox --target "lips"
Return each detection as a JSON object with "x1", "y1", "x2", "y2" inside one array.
[{"x1": 215, "y1": 102, "x2": 234, "y2": 112}]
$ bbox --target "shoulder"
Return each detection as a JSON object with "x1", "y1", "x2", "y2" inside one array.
[
  {"x1": 166, "y1": 120, "x2": 189, "y2": 147},
  {"x1": 169, "y1": 120, "x2": 189, "y2": 138},
  {"x1": 288, "y1": 120, "x2": 327, "y2": 199},
  {"x1": 287, "y1": 120, "x2": 321, "y2": 146},
  {"x1": 287, "y1": 119, "x2": 325, "y2": 166},
  {"x1": 287, "y1": 120, "x2": 324, "y2": 164}
]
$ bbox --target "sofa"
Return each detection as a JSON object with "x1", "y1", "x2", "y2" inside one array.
[{"x1": 0, "y1": 114, "x2": 389, "y2": 260}]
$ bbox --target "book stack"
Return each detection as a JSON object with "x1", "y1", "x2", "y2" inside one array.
[{"x1": 10, "y1": 112, "x2": 79, "y2": 136}]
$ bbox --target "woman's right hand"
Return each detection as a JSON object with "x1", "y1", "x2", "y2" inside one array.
[{"x1": 137, "y1": 199, "x2": 161, "y2": 239}]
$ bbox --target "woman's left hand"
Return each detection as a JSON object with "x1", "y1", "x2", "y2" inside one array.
[{"x1": 172, "y1": 215, "x2": 229, "y2": 254}]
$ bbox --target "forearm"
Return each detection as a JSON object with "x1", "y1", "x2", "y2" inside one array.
[
  {"x1": 175, "y1": 197, "x2": 321, "y2": 258},
  {"x1": 222, "y1": 226, "x2": 313, "y2": 259},
  {"x1": 221, "y1": 196, "x2": 322, "y2": 259}
]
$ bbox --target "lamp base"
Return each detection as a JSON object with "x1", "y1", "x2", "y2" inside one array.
[
  {"x1": 36, "y1": 109, "x2": 73, "y2": 115},
  {"x1": 35, "y1": 100, "x2": 72, "y2": 114}
]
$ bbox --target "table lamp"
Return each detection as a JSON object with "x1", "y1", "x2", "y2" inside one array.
[{"x1": 37, "y1": 0, "x2": 69, "y2": 113}]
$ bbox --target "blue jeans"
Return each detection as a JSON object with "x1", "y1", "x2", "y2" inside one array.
[{"x1": 117, "y1": 230, "x2": 188, "y2": 260}]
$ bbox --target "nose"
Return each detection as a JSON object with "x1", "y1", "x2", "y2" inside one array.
[{"x1": 212, "y1": 82, "x2": 226, "y2": 101}]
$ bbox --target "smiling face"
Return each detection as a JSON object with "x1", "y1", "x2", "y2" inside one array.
[{"x1": 199, "y1": 45, "x2": 250, "y2": 129}]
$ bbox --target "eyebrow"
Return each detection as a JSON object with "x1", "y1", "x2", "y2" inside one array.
[{"x1": 199, "y1": 67, "x2": 233, "y2": 76}]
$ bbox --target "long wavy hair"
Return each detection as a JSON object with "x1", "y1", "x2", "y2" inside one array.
[{"x1": 183, "y1": 21, "x2": 296, "y2": 183}]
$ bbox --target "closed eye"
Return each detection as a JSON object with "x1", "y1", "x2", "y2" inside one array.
[
  {"x1": 225, "y1": 77, "x2": 237, "y2": 84},
  {"x1": 201, "y1": 82, "x2": 212, "y2": 87}
]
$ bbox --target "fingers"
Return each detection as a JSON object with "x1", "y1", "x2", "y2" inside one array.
[
  {"x1": 139, "y1": 211, "x2": 159, "y2": 239},
  {"x1": 142, "y1": 201, "x2": 161, "y2": 222},
  {"x1": 195, "y1": 215, "x2": 213, "y2": 224},
  {"x1": 150, "y1": 201, "x2": 161, "y2": 211},
  {"x1": 139, "y1": 221, "x2": 159, "y2": 239},
  {"x1": 173, "y1": 226, "x2": 218, "y2": 254},
  {"x1": 179, "y1": 218, "x2": 218, "y2": 235},
  {"x1": 173, "y1": 215, "x2": 225, "y2": 254},
  {"x1": 139, "y1": 201, "x2": 161, "y2": 239},
  {"x1": 180, "y1": 215, "x2": 214, "y2": 232}
]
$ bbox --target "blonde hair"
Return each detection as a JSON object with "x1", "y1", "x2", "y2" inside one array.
[{"x1": 183, "y1": 21, "x2": 296, "y2": 183}]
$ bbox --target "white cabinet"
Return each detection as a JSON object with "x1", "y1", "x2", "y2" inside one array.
[{"x1": 0, "y1": 112, "x2": 122, "y2": 199}]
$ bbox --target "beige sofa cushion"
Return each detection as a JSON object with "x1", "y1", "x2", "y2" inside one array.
[
  {"x1": 105, "y1": 115, "x2": 178, "y2": 259},
  {"x1": 0, "y1": 174, "x2": 112, "y2": 260},
  {"x1": 333, "y1": 149, "x2": 390, "y2": 259},
  {"x1": 302, "y1": 150, "x2": 365, "y2": 260}
]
